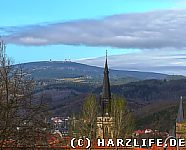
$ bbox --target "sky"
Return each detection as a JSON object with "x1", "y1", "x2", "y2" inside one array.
[{"x1": 1, "y1": 0, "x2": 186, "y2": 75}]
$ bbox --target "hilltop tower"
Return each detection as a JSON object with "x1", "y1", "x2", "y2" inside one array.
[
  {"x1": 176, "y1": 96, "x2": 186, "y2": 138},
  {"x1": 97, "y1": 51, "x2": 114, "y2": 139}
]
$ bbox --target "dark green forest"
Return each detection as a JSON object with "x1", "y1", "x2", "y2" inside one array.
[{"x1": 34, "y1": 78, "x2": 186, "y2": 132}]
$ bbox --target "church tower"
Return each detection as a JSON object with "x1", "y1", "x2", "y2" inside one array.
[
  {"x1": 176, "y1": 96, "x2": 184, "y2": 123},
  {"x1": 97, "y1": 51, "x2": 114, "y2": 139},
  {"x1": 176, "y1": 96, "x2": 186, "y2": 138}
]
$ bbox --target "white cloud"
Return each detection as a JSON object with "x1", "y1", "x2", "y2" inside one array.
[{"x1": 1, "y1": 9, "x2": 186, "y2": 50}]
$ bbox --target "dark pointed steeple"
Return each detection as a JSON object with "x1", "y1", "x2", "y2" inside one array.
[
  {"x1": 176, "y1": 96, "x2": 184, "y2": 123},
  {"x1": 102, "y1": 50, "x2": 111, "y2": 100},
  {"x1": 101, "y1": 50, "x2": 111, "y2": 116}
]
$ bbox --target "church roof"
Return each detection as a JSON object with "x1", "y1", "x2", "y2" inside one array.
[{"x1": 176, "y1": 96, "x2": 184, "y2": 123}]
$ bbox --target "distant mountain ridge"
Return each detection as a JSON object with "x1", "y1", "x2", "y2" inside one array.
[
  {"x1": 14, "y1": 61, "x2": 186, "y2": 132},
  {"x1": 14, "y1": 61, "x2": 181, "y2": 82}
]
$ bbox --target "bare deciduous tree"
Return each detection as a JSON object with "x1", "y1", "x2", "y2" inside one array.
[
  {"x1": 73, "y1": 94, "x2": 98, "y2": 139},
  {"x1": 111, "y1": 95, "x2": 135, "y2": 138},
  {"x1": 0, "y1": 41, "x2": 49, "y2": 149}
]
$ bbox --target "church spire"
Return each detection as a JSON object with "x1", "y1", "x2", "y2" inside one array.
[
  {"x1": 176, "y1": 96, "x2": 184, "y2": 123},
  {"x1": 102, "y1": 50, "x2": 111, "y2": 100},
  {"x1": 101, "y1": 50, "x2": 111, "y2": 116}
]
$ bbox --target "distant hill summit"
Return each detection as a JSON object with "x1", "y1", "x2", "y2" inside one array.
[{"x1": 14, "y1": 61, "x2": 182, "y2": 82}]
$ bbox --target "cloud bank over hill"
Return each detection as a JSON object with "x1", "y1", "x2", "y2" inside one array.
[
  {"x1": 77, "y1": 50, "x2": 186, "y2": 75},
  {"x1": 2, "y1": 9, "x2": 186, "y2": 50}
]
